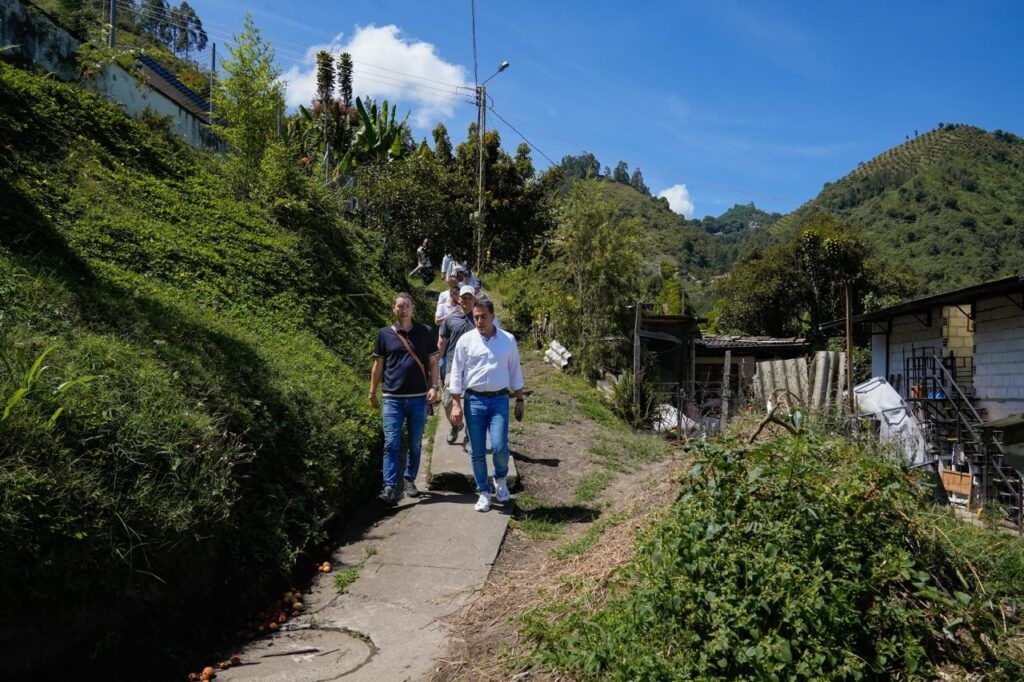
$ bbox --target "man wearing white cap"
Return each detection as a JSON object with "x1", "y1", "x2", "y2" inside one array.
[{"x1": 437, "y1": 285, "x2": 477, "y2": 444}]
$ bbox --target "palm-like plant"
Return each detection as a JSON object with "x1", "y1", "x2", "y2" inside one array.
[{"x1": 354, "y1": 97, "x2": 408, "y2": 162}]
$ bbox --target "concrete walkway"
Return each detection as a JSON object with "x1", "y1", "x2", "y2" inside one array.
[{"x1": 217, "y1": 419, "x2": 517, "y2": 681}]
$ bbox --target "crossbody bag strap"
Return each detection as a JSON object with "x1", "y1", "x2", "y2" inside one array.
[{"x1": 391, "y1": 325, "x2": 429, "y2": 385}]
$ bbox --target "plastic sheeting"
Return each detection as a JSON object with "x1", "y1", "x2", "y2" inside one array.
[{"x1": 854, "y1": 376, "x2": 927, "y2": 465}]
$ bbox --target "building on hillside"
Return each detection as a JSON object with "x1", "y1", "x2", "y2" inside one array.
[
  {"x1": 2, "y1": 0, "x2": 220, "y2": 149},
  {"x1": 820, "y1": 275, "x2": 1024, "y2": 520}
]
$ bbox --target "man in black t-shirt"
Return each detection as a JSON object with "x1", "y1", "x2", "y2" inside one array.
[
  {"x1": 369, "y1": 292, "x2": 439, "y2": 503},
  {"x1": 438, "y1": 285, "x2": 476, "y2": 444}
]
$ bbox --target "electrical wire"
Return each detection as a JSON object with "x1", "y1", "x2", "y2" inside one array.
[{"x1": 486, "y1": 105, "x2": 556, "y2": 166}]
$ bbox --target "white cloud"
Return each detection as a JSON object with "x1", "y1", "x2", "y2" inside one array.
[
  {"x1": 280, "y1": 25, "x2": 472, "y2": 128},
  {"x1": 658, "y1": 184, "x2": 695, "y2": 217}
]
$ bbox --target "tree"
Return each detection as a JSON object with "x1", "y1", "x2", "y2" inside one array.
[
  {"x1": 613, "y1": 160, "x2": 629, "y2": 184},
  {"x1": 141, "y1": 0, "x2": 172, "y2": 45},
  {"x1": 337, "y1": 52, "x2": 353, "y2": 107},
  {"x1": 514, "y1": 143, "x2": 534, "y2": 180},
  {"x1": 432, "y1": 123, "x2": 453, "y2": 165},
  {"x1": 557, "y1": 152, "x2": 600, "y2": 180},
  {"x1": 170, "y1": 2, "x2": 206, "y2": 59},
  {"x1": 550, "y1": 181, "x2": 643, "y2": 377},
  {"x1": 713, "y1": 212, "x2": 915, "y2": 339},
  {"x1": 315, "y1": 51, "x2": 335, "y2": 110},
  {"x1": 629, "y1": 167, "x2": 650, "y2": 195},
  {"x1": 314, "y1": 51, "x2": 335, "y2": 166},
  {"x1": 212, "y1": 14, "x2": 285, "y2": 197}
]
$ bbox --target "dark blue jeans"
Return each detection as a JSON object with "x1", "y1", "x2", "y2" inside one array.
[
  {"x1": 465, "y1": 392, "x2": 510, "y2": 493},
  {"x1": 382, "y1": 396, "x2": 428, "y2": 488}
]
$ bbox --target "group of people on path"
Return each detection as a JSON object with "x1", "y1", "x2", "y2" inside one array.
[{"x1": 368, "y1": 276, "x2": 524, "y2": 513}]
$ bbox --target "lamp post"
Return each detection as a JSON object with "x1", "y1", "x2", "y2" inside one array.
[{"x1": 474, "y1": 61, "x2": 509, "y2": 272}]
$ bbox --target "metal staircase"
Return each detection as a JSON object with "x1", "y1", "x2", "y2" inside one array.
[{"x1": 929, "y1": 356, "x2": 1022, "y2": 532}]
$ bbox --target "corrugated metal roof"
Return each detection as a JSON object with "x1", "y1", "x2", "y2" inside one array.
[
  {"x1": 696, "y1": 334, "x2": 809, "y2": 349},
  {"x1": 819, "y1": 275, "x2": 1024, "y2": 332}
]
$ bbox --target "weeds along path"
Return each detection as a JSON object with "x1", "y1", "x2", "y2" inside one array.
[{"x1": 433, "y1": 354, "x2": 687, "y2": 681}]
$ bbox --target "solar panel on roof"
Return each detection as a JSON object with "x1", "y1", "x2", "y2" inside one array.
[{"x1": 137, "y1": 55, "x2": 211, "y2": 112}]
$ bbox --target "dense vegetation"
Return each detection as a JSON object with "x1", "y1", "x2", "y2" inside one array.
[
  {"x1": 767, "y1": 124, "x2": 1024, "y2": 294},
  {"x1": 525, "y1": 429, "x2": 1024, "y2": 680},
  {"x1": 711, "y1": 212, "x2": 916, "y2": 339},
  {"x1": 0, "y1": 60, "x2": 393, "y2": 675}
]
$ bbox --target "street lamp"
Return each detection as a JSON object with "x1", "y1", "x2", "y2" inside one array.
[
  {"x1": 482, "y1": 60, "x2": 510, "y2": 85},
  {"x1": 474, "y1": 60, "x2": 509, "y2": 270}
]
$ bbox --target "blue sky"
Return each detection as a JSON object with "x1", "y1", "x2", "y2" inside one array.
[{"x1": 185, "y1": 0, "x2": 1024, "y2": 218}]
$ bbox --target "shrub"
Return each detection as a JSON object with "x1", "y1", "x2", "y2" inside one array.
[{"x1": 524, "y1": 432, "x2": 1024, "y2": 680}]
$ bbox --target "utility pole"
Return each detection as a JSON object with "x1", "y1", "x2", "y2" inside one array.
[
  {"x1": 844, "y1": 279, "x2": 855, "y2": 414},
  {"x1": 108, "y1": 0, "x2": 117, "y2": 49},
  {"x1": 475, "y1": 83, "x2": 487, "y2": 271},
  {"x1": 209, "y1": 43, "x2": 216, "y2": 118}
]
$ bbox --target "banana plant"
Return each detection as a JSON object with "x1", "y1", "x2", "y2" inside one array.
[{"x1": 353, "y1": 97, "x2": 408, "y2": 162}]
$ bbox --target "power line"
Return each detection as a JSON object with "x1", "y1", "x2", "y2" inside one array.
[
  {"x1": 117, "y1": 1, "x2": 471, "y2": 93},
  {"x1": 486, "y1": 105, "x2": 556, "y2": 166}
]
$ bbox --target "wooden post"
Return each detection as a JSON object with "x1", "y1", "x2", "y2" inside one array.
[
  {"x1": 720, "y1": 350, "x2": 732, "y2": 431},
  {"x1": 845, "y1": 280, "x2": 855, "y2": 413},
  {"x1": 632, "y1": 301, "x2": 642, "y2": 411}
]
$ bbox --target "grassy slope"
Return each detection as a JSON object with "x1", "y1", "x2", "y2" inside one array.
[
  {"x1": 767, "y1": 125, "x2": 1024, "y2": 293},
  {"x1": 0, "y1": 62, "x2": 391, "y2": 675}
]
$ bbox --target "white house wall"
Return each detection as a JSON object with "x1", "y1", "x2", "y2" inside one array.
[
  {"x1": 90, "y1": 64, "x2": 215, "y2": 149},
  {"x1": 973, "y1": 295, "x2": 1024, "y2": 420},
  {"x1": 882, "y1": 309, "x2": 943, "y2": 395}
]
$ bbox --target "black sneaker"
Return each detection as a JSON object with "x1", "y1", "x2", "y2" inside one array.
[
  {"x1": 378, "y1": 486, "x2": 399, "y2": 504},
  {"x1": 446, "y1": 424, "x2": 461, "y2": 445},
  {"x1": 404, "y1": 478, "x2": 420, "y2": 498}
]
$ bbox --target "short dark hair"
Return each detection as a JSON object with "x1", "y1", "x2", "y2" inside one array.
[
  {"x1": 472, "y1": 298, "x2": 494, "y2": 314},
  {"x1": 394, "y1": 292, "x2": 413, "y2": 305}
]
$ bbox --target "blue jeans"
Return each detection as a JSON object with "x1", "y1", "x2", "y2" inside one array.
[
  {"x1": 465, "y1": 393, "x2": 510, "y2": 493},
  {"x1": 382, "y1": 396, "x2": 428, "y2": 488}
]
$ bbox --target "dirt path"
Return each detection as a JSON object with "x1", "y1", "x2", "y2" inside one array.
[{"x1": 432, "y1": 354, "x2": 687, "y2": 680}]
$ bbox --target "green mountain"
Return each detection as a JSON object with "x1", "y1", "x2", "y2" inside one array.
[
  {"x1": 768, "y1": 124, "x2": 1024, "y2": 293},
  {"x1": 701, "y1": 202, "x2": 782, "y2": 235},
  {"x1": 594, "y1": 179, "x2": 767, "y2": 278}
]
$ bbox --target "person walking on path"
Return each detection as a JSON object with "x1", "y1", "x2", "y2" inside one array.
[
  {"x1": 409, "y1": 238, "x2": 431, "y2": 282},
  {"x1": 369, "y1": 292, "x2": 440, "y2": 503},
  {"x1": 438, "y1": 285, "x2": 476, "y2": 445},
  {"x1": 434, "y1": 284, "x2": 461, "y2": 327},
  {"x1": 447, "y1": 298, "x2": 525, "y2": 512}
]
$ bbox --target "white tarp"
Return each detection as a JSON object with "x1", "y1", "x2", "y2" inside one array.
[
  {"x1": 653, "y1": 403, "x2": 699, "y2": 434},
  {"x1": 854, "y1": 376, "x2": 927, "y2": 465}
]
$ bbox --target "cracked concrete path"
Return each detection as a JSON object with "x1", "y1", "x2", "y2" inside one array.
[{"x1": 217, "y1": 421, "x2": 516, "y2": 681}]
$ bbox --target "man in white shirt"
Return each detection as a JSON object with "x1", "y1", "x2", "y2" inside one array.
[
  {"x1": 448, "y1": 298, "x2": 525, "y2": 512},
  {"x1": 437, "y1": 273, "x2": 461, "y2": 307}
]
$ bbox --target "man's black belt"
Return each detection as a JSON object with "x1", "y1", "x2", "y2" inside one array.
[{"x1": 465, "y1": 388, "x2": 509, "y2": 398}]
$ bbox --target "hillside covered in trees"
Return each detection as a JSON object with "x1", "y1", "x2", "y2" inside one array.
[
  {"x1": 553, "y1": 153, "x2": 774, "y2": 283},
  {"x1": 766, "y1": 124, "x2": 1024, "y2": 294}
]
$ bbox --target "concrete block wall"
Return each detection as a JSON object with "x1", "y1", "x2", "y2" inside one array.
[
  {"x1": 882, "y1": 308, "x2": 943, "y2": 395},
  {"x1": 973, "y1": 295, "x2": 1024, "y2": 420}
]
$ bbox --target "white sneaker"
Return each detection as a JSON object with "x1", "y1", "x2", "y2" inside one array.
[
  {"x1": 474, "y1": 492, "x2": 492, "y2": 512},
  {"x1": 493, "y1": 477, "x2": 511, "y2": 503}
]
